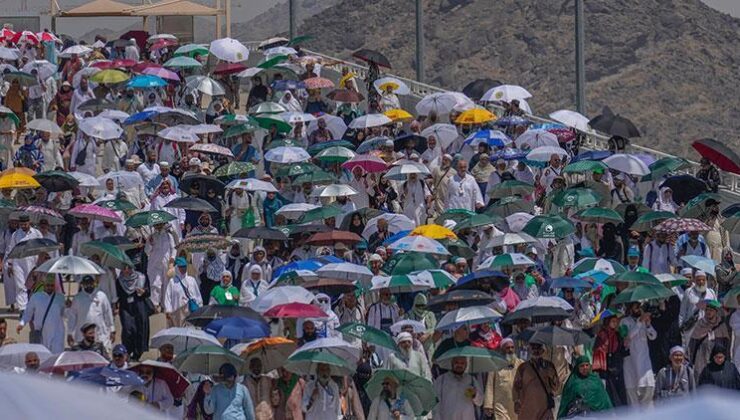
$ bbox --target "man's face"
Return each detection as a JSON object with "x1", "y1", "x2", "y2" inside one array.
[
  {"x1": 250, "y1": 359, "x2": 263, "y2": 375},
  {"x1": 500, "y1": 341, "x2": 515, "y2": 355},
  {"x1": 83, "y1": 327, "x2": 96, "y2": 343},
  {"x1": 147, "y1": 151, "x2": 156, "y2": 163},
  {"x1": 456, "y1": 160, "x2": 468, "y2": 175},
  {"x1": 159, "y1": 345, "x2": 174, "y2": 362},
  {"x1": 399, "y1": 340, "x2": 411, "y2": 352},
  {"x1": 343, "y1": 293, "x2": 356, "y2": 308},
  {"x1": 80, "y1": 78, "x2": 88, "y2": 90},
  {"x1": 451, "y1": 357, "x2": 467, "y2": 375},
  {"x1": 20, "y1": 220, "x2": 30, "y2": 232},
  {"x1": 25, "y1": 353, "x2": 40, "y2": 371},
  {"x1": 43, "y1": 280, "x2": 55, "y2": 294},
  {"x1": 139, "y1": 367, "x2": 154, "y2": 384},
  {"x1": 453, "y1": 326, "x2": 469, "y2": 342},
  {"x1": 529, "y1": 343, "x2": 545, "y2": 358},
  {"x1": 380, "y1": 289, "x2": 391, "y2": 303},
  {"x1": 303, "y1": 322, "x2": 316, "y2": 337},
  {"x1": 317, "y1": 363, "x2": 331, "y2": 382},
  {"x1": 377, "y1": 219, "x2": 388, "y2": 233},
  {"x1": 695, "y1": 275, "x2": 706, "y2": 287},
  {"x1": 112, "y1": 352, "x2": 127, "y2": 368},
  {"x1": 427, "y1": 137, "x2": 436, "y2": 149},
  {"x1": 671, "y1": 351, "x2": 684, "y2": 366},
  {"x1": 549, "y1": 154, "x2": 561, "y2": 167}
]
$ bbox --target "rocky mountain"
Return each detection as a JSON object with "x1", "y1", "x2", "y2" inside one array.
[
  {"x1": 294, "y1": 0, "x2": 739, "y2": 157},
  {"x1": 232, "y1": 0, "x2": 341, "y2": 41}
]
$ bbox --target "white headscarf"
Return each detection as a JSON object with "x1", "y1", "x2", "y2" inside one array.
[{"x1": 654, "y1": 187, "x2": 678, "y2": 213}]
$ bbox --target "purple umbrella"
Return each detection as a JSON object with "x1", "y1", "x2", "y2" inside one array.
[{"x1": 142, "y1": 66, "x2": 179, "y2": 81}]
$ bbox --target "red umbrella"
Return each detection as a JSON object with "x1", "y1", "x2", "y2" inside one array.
[
  {"x1": 327, "y1": 89, "x2": 365, "y2": 103},
  {"x1": 0, "y1": 28, "x2": 16, "y2": 41},
  {"x1": 654, "y1": 217, "x2": 712, "y2": 233},
  {"x1": 11, "y1": 30, "x2": 39, "y2": 45},
  {"x1": 131, "y1": 61, "x2": 161, "y2": 74},
  {"x1": 263, "y1": 302, "x2": 328, "y2": 319},
  {"x1": 306, "y1": 230, "x2": 363, "y2": 245},
  {"x1": 692, "y1": 138, "x2": 740, "y2": 175},
  {"x1": 352, "y1": 49, "x2": 392, "y2": 68},
  {"x1": 37, "y1": 31, "x2": 61, "y2": 43},
  {"x1": 150, "y1": 39, "x2": 178, "y2": 50},
  {"x1": 111, "y1": 58, "x2": 137, "y2": 68},
  {"x1": 304, "y1": 77, "x2": 334, "y2": 90},
  {"x1": 90, "y1": 60, "x2": 114, "y2": 69},
  {"x1": 120, "y1": 30, "x2": 149, "y2": 50},
  {"x1": 129, "y1": 360, "x2": 189, "y2": 399},
  {"x1": 214, "y1": 62, "x2": 247, "y2": 75}
]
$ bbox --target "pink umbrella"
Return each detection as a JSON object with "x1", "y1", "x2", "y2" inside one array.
[
  {"x1": 341, "y1": 154, "x2": 388, "y2": 173},
  {"x1": 654, "y1": 217, "x2": 711, "y2": 233},
  {"x1": 0, "y1": 28, "x2": 16, "y2": 41},
  {"x1": 304, "y1": 77, "x2": 334, "y2": 89},
  {"x1": 68, "y1": 203, "x2": 122, "y2": 223},
  {"x1": 263, "y1": 302, "x2": 328, "y2": 319},
  {"x1": 189, "y1": 143, "x2": 234, "y2": 158},
  {"x1": 150, "y1": 39, "x2": 178, "y2": 50},
  {"x1": 39, "y1": 351, "x2": 108, "y2": 374},
  {"x1": 547, "y1": 128, "x2": 575, "y2": 143},
  {"x1": 142, "y1": 66, "x2": 180, "y2": 81},
  {"x1": 129, "y1": 360, "x2": 189, "y2": 399}
]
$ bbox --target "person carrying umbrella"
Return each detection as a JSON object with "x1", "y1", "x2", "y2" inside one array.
[
  {"x1": 433, "y1": 356, "x2": 483, "y2": 420},
  {"x1": 134, "y1": 363, "x2": 176, "y2": 415},
  {"x1": 696, "y1": 157, "x2": 720, "y2": 193},
  {"x1": 5, "y1": 213, "x2": 43, "y2": 312},
  {"x1": 557, "y1": 356, "x2": 613, "y2": 418},
  {"x1": 14, "y1": 133, "x2": 44, "y2": 172},
  {"x1": 203, "y1": 362, "x2": 255, "y2": 419},
  {"x1": 17, "y1": 276, "x2": 65, "y2": 353},
  {"x1": 484, "y1": 338, "x2": 523, "y2": 420},
  {"x1": 367, "y1": 374, "x2": 414, "y2": 420},
  {"x1": 66, "y1": 275, "x2": 115, "y2": 353},
  {"x1": 383, "y1": 332, "x2": 431, "y2": 381},
  {"x1": 513, "y1": 342, "x2": 560, "y2": 420}
]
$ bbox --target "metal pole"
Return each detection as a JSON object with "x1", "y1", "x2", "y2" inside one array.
[
  {"x1": 289, "y1": 0, "x2": 296, "y2": 40},
  {"x1": 416, "y1": 0, "x2": 424, "y2": 82},
  {"x1": 575, "y1": 0, "x2": 586, "y2": 113}
]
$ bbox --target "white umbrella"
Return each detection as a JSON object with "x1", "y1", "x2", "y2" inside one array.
[
  {"x1": 514, "y1": 296, "x2": 573, "y2": 312},
  {"x1": 516, "y1": 129, "x2": 560, "y2": 150},
  {"x1": 150, "y1": 327, "x2": 221, "y2": 354},
  {"x1": 22, "y1": 60, "x2": 57, "y2": 80},
  {"x1": 312, "y1": 184, "x2": 357, "y2": 198},
  {"x1": 157, "y1": 125, "x2": 199, "y2": 143},
  {"x1": 280, "y1": 112, "x2": 316, "y2": 124},
  {"x1": 275, "y1": 203, "x2": 319, "y2": 219},
  {"x1": 225, "y1": 178, "x2": 278, "y2": 192},
  {"x1": 388, "y1": 235, "x2": 450, "y2": 256},
  {"x1": 572, "y1": 258, "x2": 622, "y2": 276},
  {"x1": 36, "y1": 255, "x2": 104, "y2": 275},
  {"x1": 436, "y1": 306, "x2": 503, "y2": 331},
  {"x1": 27, "y1": 119, "x2": 63, "y2": 135},
  {"x1": 526, "y1": 145, "x2": 568, "y2": 162},
  {"x1": 317, "y1": 263, "x2": 373, "y2": 283},
  {"x1": 263, "y1": 46, "x2": 297, "y2": 57},
  {"x1": 258, "y1": 36, "x2": 289, "y2": 49},
  {"x1": 307, "y1": 115, "x2": 347, "y2": 140},
  {"x1": 549, "y1": 109, "x2": 591, "y2": 132},
  {"x1": 209, "y1": 37, "x2": 249, "y2": 62},
  {"x1": 78, "y1": 116, "x2": 122, "y2": 140},
  {"x1": 72, "y1": 67, "x2": 100, "y2": 89},
  {"x1": 390, "y1": 319, "x2": 426, "y2": 334},
  {"x1": 60, "y1": 44, "x2": 92, "y2": 57},
  {"x1": 373, "y1": 76, "x2": 410, "y2": 95},
  {"x1": 481, "y1": 84, "x2": 532, "y2": 102},
  {"x1": 505, "y1": 212, "x2": 534, "y2": 232},
  {"x1": 603, "y1": 153, "x2": 650, "y2": 176},
  {"x1": 420, "y1": 123, "x2": 459, "y2": 149},
  {"x1": 251, "y1": 285, "x2": 316, "y2": 313},
  {"x1": 148, "y1": 33, "x2": 177, "y2": 42},
  {"x1": 415, "y1": 92, "x2": 457, "y2": 116},
  {"x1": 291, "y1": 336, "x2": 361, "y2": 364},
  {"x1": 0, "y1": 47, "x2": 20, "y2": 60},
  {"x1": 0, "y1": 343, "x2": 51, "y2": 368},
  {"x1": 69, "y1": 171, "x2": 98, "y2": 187},
  {"x1": 485, "y1": 232, "x2": 537, "y2": 248},
  {"x1": 186, "y1": 75, "x2": 225, "y2": 96},
  {"x1": 97, "y1": 171, "x2": 145, "y2": 189},
  {"x1": 97, "y1": 109, "x2": 129, "y2": 123},
  {"x1": 264, "y1": 146, "x2": 311, "y2": 163},
  {"x1": 370, "y1": 274, "x2": 434, "y2": 292},
  {"x1": 348, "y1": 113, "x2": 392, "y2": 129},
  {"x1": 0, "y1": 63, "x2": 17, "y2": 73},
  {"x1": 190, "y1": 124, "x2": 223, "y2": 134},
  {"x1": 384, "y1": 160, "x2": 431, "y2": 181},
  {"x1": 362, "y1": 213, "x2": 416, "y2": 239},
  {"x1": 449, "y1": 91, "x2": 476, "y2": 112},
  {"x1": 518, "y1": 98, "x2": 533, "y2": 115}
]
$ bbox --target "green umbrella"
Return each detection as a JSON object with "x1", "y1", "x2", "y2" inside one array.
[
  {"x1": 679, "y1": 192, "x2": 723, "y2": 219},
  {"x1": 257, "y1": 54, "x2": 289, "y2": 69},
  {"x1": 248, "y1": 101, "x2": 287, "y2": 115},
  {"x1": 435, "y1": 208, "x2": 476, "y2": 225},
  {"x1": 572, "y1": 258, "x2": 626, "y2": 276},
  {"x1": 487, "y1": 253, "x2": 535, "y2": 270},
  {"x1": 164, "y1": 56, "x2": 202, "y2": 68},
  {"x1": 454, "y1": 213, "x2": 502, "y2": 231},
  {"x1": 214, "y1": 114, "x2": 254, "y2": 127},
  {"x1": 631, "y1": 211, "x2": 675, "y2": 232},
  {"x1": 383, "y1": 253, "x2": 438, "y2": 275},
  {"x1": 97, "y1": 199, "x2": 137, "y2": 212},
  {"x1": 266, "y1": 138, "x2": 303, "y2": 150},
  {"x1": 214, "y1": 162, "x2": 256, "y2": 180},
  {"x1": 522, "y1": 215, "x2": 575, "y2": 239},
  {"x1": 297, "y1": 205, "x2": 343, "y2": 223},
  {"x1": 273, "y1": 269, "x2": 318, "y2": 286},
  {"x1": 337, "y1": 323, "x2": 397, "y2": 350},
  {"x1": 484, "y1": 196, "x2": 534, "y2": 218},
  {"x1": 615, "y1": 202, "x2": 652, "y2": 218},
  {"x1": 365, "y1": 369, "x2": 436, "y2": 417},
  {"x1": 174, "y1": 43, "x2": 209, "y2": 57},
  {"x1": 551, "y1": 187, "x2": 601, "y2": 208},
  {"x1": 410, "y1": 269, "x2": 457, "y2": 289},
  {"x1": 488, "y1": 180, "x2": 534, "y2": 199},
  {"x1": 644, "y1": 157, "x2": 691, "y2": 181},
  {"x1": 293, "y1": 170, "x2": 337, "y2": 185},
  {"x1": 287, "y1": 35, "x2": 314, "y2": 46},
  {"x1": 563, "y1": 160, "x2": 607, "y2": 174},
  {"x1": 275, "y1": 162, "x2": 321, "y2": 178},
  {"x1": 125, "y1": 210, "x2": 176, "y2": 228},
  {"x1": 437, "y1": 238, "x2": 475, "y2": 259},
  {"x1": 255, "y1": 115, "x2": 292, "y2": 133},
  {"x1": 612, "y1": 283, "x2": 675, "y2": 304},
  {"x1": 307, "y1": 140, "x2": 356, "y2": 155},
  {"x1": 315, "y1": 146, "x2": 355, "y2": 163},
  {"x1": 33, "y1": 170, "x2": 79, "y2": 192},
  {"x1": 435, "y1": 346, "x2": 509, "y2": 373},
  {"x1": 722, "y1": 286, "x2": 740, "y2": 309},
  {"x1": 5, "y1": 71, "x2": 38, "y2": 87},
  {"x1": 0, "y1": 106, "x2": 20, "y2": 125},
  {"x1": 80, "y1": 240, "x2": 134, "y2": 269},
  {"x1": 573, "y1": 207, "x2": 624, "y2": 224},
  {"x1": 173, "y1": 344, "x2": 244, "y2": 375},
  {"x1": 722, "y1": 215, "x2": 740, "y2": 235},
  {"x1": 222, "y1": 123, "x2": 258, "y2": 138},
  {"x1": 605, "y1": 271, "x2": 662, "y2": 286},
  {"x1": 285, "y1": 350, "x2": 354, "y2": 376}
]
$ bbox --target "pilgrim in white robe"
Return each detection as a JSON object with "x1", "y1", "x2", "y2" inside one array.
[
  {"x1": 621, "y1": 316, "x2": 657, "y2": 404},
  {"x1": 65, "y1": 288, "x2": 116, "y2": 352},
  {"x1": 400, "y1": 178, "x2": 431, "y2": 226},
  {"x1": 145, "y1": 228, "x2": 177, "y2": 306},
  {"x1": 163, "y1": 273, "x2": 202, "y2": 327},
  {"x1": 20, "y1": 290, "x2": 66, "y2": 353},
  {"x1": 5, "y1": 227, "x2": 42, "y2": 309},
  {"x1": 302, "y1": 379, "x2": 341, "y2": 420},
  {"x1": 433, "y1": 371, "x2": 484, "y2": 420},
  {"x1": 446, "y1": 173, "x2": 484, "y2": 211}
]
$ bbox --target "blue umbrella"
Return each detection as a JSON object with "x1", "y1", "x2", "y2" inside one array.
[
  {"x1": 574, "y1": 269, "x2": 610, "y2": 285},
  {"x1": 464, "y1": 129, "x2": 512, "y2": 148},
  {"x1": 205, "y1": 317, "x2": 270, "y2": 340},
  {"x1": 453, "y1": 269, "x2": 509, "y2": 291},
  {"x1": 69, "y1": 366, "x2": 145, "y2": 387},
  {"x1": 123, "y1": 110, "x2": 157, "y2": 125},
  {"x1": 549, "y1": 276, "x2": 593, "y2": 290},
  {"x1": 382, "y1": 230, "x2": 411, "y2": 246},
  {"x1": 490, "y1": 149, "x2": 527, "y2": 161},
  {"x1": 680, "y1": 255, "x2": 716, "y2": 274},
  {"x1": 357, "y1": 136, "x2": 392, "y2": 154},
  {"x1": 571, "y1": 150, "x2": 613, "y2": 163},
  {"x1": 127, "y1": 74, "x2": 167, "y2": 89},
  {"x1": 272, "y1": 256, "x2": 343, "y2": 280},
  {"x1": 530, "y1": 122, "x2": 565, "y2": 130},
  {"x1": 271, "y1": 80, "x2": 305, "y2": 91},
  {"x1": 493, "y1": 116, "x2": 530, "y2": 127}
]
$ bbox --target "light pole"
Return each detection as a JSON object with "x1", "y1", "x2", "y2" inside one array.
[
  {"x1": 289, "y1": 0, "x2": 296, "y2": 40},
  {"x1": 575, "y1": 0, "x2": 586, "y2": 113},
  {"x1": 416, "y1": 0, "x2": 424, "y2": 82}
]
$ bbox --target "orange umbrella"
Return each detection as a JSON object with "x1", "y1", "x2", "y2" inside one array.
[
  {"x1": 383, "y1": 108, "x2": 413, "y2": 122},
  {"x1": 241, "y1": 337, "x2": 297, "y2": 372},
  {"x1": 410, "y1": 224, "x2": 458, "y2": 240}
]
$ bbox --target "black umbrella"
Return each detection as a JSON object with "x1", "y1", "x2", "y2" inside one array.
[
  {"x1": 8, "y1": 238, "x2": 60, "y2": 258},
  {"x1": 185, "y1": 304, "x2": 265, "y2": 328},
  {"x1": 77, "y1": 98, "x2": 117, "y2": 113},
  {"x1": 233, "y1": 227, "x2": 289, "y2": 241},
  {"x1": 427, "y1": 290, "x2": 495, "y2": 313},
  {"x1": 339, "y1": 208, "x2": 385, "y2": 231},
  {"x1": 393, "y1": 134, "x2": 427, "y2": 153},
  {"x1": 100, "y1": 235, "x2": 138, "y2": 251},
  {"x1": 165, "y1": 196, "x2": 217, "y2": 212},
  {"x1": 280, "y1": 223, "x2": 332, "y2": 236},
  {"x1": 515, "y1": 325, "x2": 592, "y2": 346},
  {"x1": 33, "y1": 170, "x2": 79, "y2": 192},
  {"x1": 352, "y1": 49, "x2": 391, "y2": 68},
  {"x1": 722, "y1": 203, "x2": 740, "y2": 218},
  {"x1": 450, "y1": 269, "x2": 510, "y2": 293},
  {"x1": 660, "y1": 175, "x2": 707, "y2": 205},
  {"x1": 462, "y1": 78, "x2": 502, "y2": 101},
  {"x1": 179, "y1": 175, "x2": 225, "y2": 198},
  {"x1": 588, "y1": 106, "x2": 640, "y2": 138},
  {"x1": 502, "y1": 304, "x2": 572, "y2": 325}
]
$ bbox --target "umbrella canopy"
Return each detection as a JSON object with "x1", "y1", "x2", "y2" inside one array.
[
  {"x1": 522, "y1": 215, "x2": 575, "y2": 239},
  {"x1": 680, "y1": 255, "x2": 717, "y2": 274},
  {"x1": 285, "y1": 349, "x2": 354, "y2": 376},
  {"x1": 411, "y1": 269, "x2": 457, "y2": 289},
  {"x1": 163, "y1": 56, "x2": 202, "y2": 68},
  {"x1": 563, "y1": 160, "x2": 608, "y2": 174},
  {"x1": 455, "y1": 108, "x2": 496, "y2": 125},
  {"x1": 250, "y1": 285, "x2": 316, "y2": 314},
  {"x1": 603, "y1": 153, "x2": 650, "y2": 176},
  {"x1": 436, "y1": 346, "x2": 509, "y2": 373},
  {"x1": 80, "y1": 241, "x2": 133, "y2": 269},
  {"x1": 680, "y1": 193, "x2": 723, "y2": 219},
  {"x1": 173, "y1": 345, "x2": 244, "y2": 375},
  {"x1": 89, "y1": 69, "x2": 129, "y2": 84},
  {"x1": 573, "y1": 207, "x2": 624, "y2": 224},
  {"x1": 68, "y1": 203, "x2": 122, "y2": 223},
  {"x1": 348, "y1": 113, "x2": 393, "y2": 129},
  {"x1": 426, "y1": 290, "x2": 494, "y2": 312},
  {"x1": 179, "y1": 174, "x2": 226, "y2": 197},
  {"x1": 722, "y1": 215, "x2": 740, "y2": 235},
  {"x1": 39, "y1": 351, "x2": 108, "y2": 374},
  {"x1": 150, "y1": 327, "x2": 221, "y2": 354},
  {"x1": 481, "y1": 84, "x2": 532, "y2": 102},
  {"x1": 79, "y1": 116, "x2": 123, "y2": 140},
  {"x1": 263, "y1": 302, "x2": 327, "y2": 319},
  {"x1": 342, "y1": 154, "x2": 388, "y2": 173},
  {"x1": 317, "y1": 262, "x2": 374, "y2": 282},
  {"x1": 453, "y1": 269, "x2": 509, "y2": 292},
  {"x1": 516, "y1": 129, "x2": 559, "y2": 150},
  {"x1": 185, "y1": 304, "x2": 264, "y2": 328},
  {"x1": 692, "y1": 138, "x2": 740, "y2": 174},
  {"x1": 240, "y1": 337, "x2": 297, "y2": 372},
  {"x1": 384, "y1": 160, "x2": 431, "y2": 181},
  {"x1": 631, "y1": 210, "x2": 676, "y2": 232},
  {"x1": 549, "y1": 109, "x2": 591, "y2": 131},
  {"x1": 382, "y1": 253, "x2": 438, "y2": 275},
  {"x1": 550, "y1": 276, "x2": 594, "y2": 290},
  {"x1": 420, "y1": 123, "x2": 459, "y2": 149},
  {"x1": 723, "y1": 286, "x2": 740, "y2": 309},
  {"x1": 8, "y1": 238, "x2": 59, "y2": 259},
  {"x1": 654, "y1": 217, "x2": 711, "y2": 233},
  {"x1": 36, "y1": 255, "x2": 104, "y2": 276},
  {"x1": 605, "y1": 271, "x2": 662, "y2": 286},
  {"x1": 176, "y1": 234, "x2": 231, "y2": 253},
  {"x1": 659, "y1": 175, "x2": 708, "y2": 205},
  {"x1": 485, "y1": 232, "x2": 537, "y2": 248},
  {"x1": 315, "y1": 146, "x2": 355, "y2": 163},
  {"x1": 464, "y1": 129, "x2": 512, "y2": 148},
  {"x1": 337, "y1": 323, "x2": 397, "y2": 350},
  {"x1": 613, "y1": 284, "x2": 675, "y2": 304},
  {"x1": 484, "y1": 253, "x2": 535, "y2": 270},
  {"x1": 233, "y1": 226, "x2": 288, "y2": 241},
  {"x1": 0, "y1": 172, "x2": 40, "y2": 189},
  {"x1": 164, "y1": 196, "x2": 217, "y2": 212},
  {"x1": 157, "y1": 126, "x2": 198, "y2": 143},
  {"x1": 312, "y1": 184, "x2": 358, "y2": 198},
  {"x1": 205, "y1": 317, "x2": 270, "y2": 340},
  {"x1": 410, "y1": 224, "x2": 457, "y2": 240},
  {"x1": 488, "y1": 180, "x2": 534, "y2": 199},
  {"x1": 503, "y1": 296, "x2": 573, "y2": 324},
  {"x1": 370, "y1": 274, "x2": 435, "y2": 293},
  {"x1": 588, "y1": 107, "x2": 640, "y2": 138},
  {"x1": 462, "y1": 78, "x2": 502, "y2": 100},
  {"x1": 264, "y1": 146, "x2": 311, "y2": 163},
  {"x1": 572, "y1": 258, "x2": 626, "y2": 276},
  {"x1": 388, "y1": 235, "x2": 450, "y2": 256},
  {"x1": 517, "y1": 325, "x2": 592, "y2": 346},
  {"x1": 225, "y1": 178, "x2": 278, "y2": 193},
  {"x1": 526, "y1": 145, "x2": 568, "y2": 161},
  {"x1": 0, "y1": 343, "x2": 52, "y2": 368},
  {"x1": 306, "y1": 230, "x2": 363, "y2": 246},
  {"x1": 70, "y1": 366, "x2": 145, "y2": 387},
  {"x1": 484, "y1": 197, "x2": 534, "y2": 218},
  {"x1": 291, "y1": 336, "x2": 361, "y2": 363},
  {"x1": 27, "y1": 118, "x2": 63, "y2": 135},
  {"x1": 365, "y1": 369, "x2": 436, "y2": 416},
  {"x1": 210, "y1": 37, "x2": 249, "y2": 62},
  {"x1": 125, "y1": 210, "x2": 176, "y2": 228},
  {"x1": 352, "y1": 48, "x2": 391, "y2": 67},
  {"x1": 436, "y1": 306, "x2": 503, "y2": 331}
]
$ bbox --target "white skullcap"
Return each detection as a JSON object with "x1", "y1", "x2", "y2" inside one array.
[
  {"x1": 695, "y1": 270, "x2": 706, "y2": 277},
  {"x1": 670, "y1": 345, "x2": 685, "y2": 356},
  {"x1": 395, "y1": 332, "x2": 413, "y2": 344}
]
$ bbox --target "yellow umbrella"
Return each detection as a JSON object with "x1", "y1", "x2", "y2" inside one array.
[
  {"x1": 338, "y1": 72, "x2": 357, "y2": 89},
  {"x1": 1, "y1": 167, "x2": 36, "y2": 177},
  {"x1": 90, "y1": 69, "x2": 130, "y2": 84},
  {"x1": 410, "y1": 224, "x2": 458, "y2": 240},
  {"x1": 0, "y1": 172, "x2": 41, "y2": 189},
  {"x1": 383, "y1": 108, "x2": 413, "y2": 122},
  {"x1": 455, "y1": 108, "x2": 496, "y2": 125}
]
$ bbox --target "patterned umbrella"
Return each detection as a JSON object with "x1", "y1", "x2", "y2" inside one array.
[
  {"x1": 388, "y1": 235, "x2": 450, "y2": 256},
  {"x1": 303, "y1": 76, "x2": 334, "y2": 89},
  {"x1": 188, "y1": 143, "x2": 234, "y2": 158},
  {"x1": 176, "y1": 234, "x2": 231, "y2": 252},
  {"x1": 17, "y1": 205, "x2": 65, "y2": 225},
  {"x1": 240, "y1": 337, "x2": 297, "y2": 373},
  {"x1": 214, "y1": 162, "x2": 256, "y2": 180},
  {"x1": 337, "y1": 323, "x2": 397, "y2": 350},
  {"x1": 654, "y1": 217, "x2": 711, "y2": 233},
  {"x1": 68, "y1": 203, "x2": 122, "y2": 223},
  {"x1": 125, "y1": 210, "x2": 176, "y2": 228}
]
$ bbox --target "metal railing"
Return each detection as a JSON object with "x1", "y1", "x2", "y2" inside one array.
[{"x1": 243, "y1": 41, "x2": 740, "y2": 197}]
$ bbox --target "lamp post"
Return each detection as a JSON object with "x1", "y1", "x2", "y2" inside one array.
[
  {"x1": 575, "y1": 0, "x2": 586, "y2": 113},
  {"x1": 416, "y1": 0, "x2": 424, "y2": 82}
]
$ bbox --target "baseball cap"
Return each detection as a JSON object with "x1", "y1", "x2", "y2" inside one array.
[
  {"x1": 627, "y1": 246, "x2": 640, "y2": 257},
  {"x1": 112, "y1": 344, "x2": 127, "y2": 355},
  {"x1": 175, "y1": 257, "x2": 188, "y2": 267}
]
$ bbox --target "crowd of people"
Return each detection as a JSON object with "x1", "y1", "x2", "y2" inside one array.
[{"x1": 0, "y1": 24, "x2": 738, "y2": 420}]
